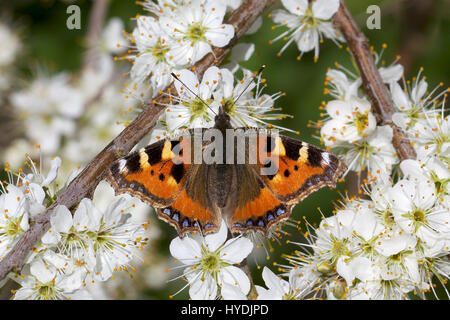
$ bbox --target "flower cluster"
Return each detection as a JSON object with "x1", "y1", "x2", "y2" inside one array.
[
  {"x1": 282, "y1": 160, "x2": 449, "y2": 300},
  {"x1": 389, "y1": 69, "x2": 449, "y2": 167},
  {"x1": 126, "y1": 0, "x2": 236, "y2": 96},
  {"x1": 3, "y1": 17, "x2": 151, "y2": 174},
  {"x1": 0, "y1": 157, "x2": 149, "y2": 300},
  {"x1": 11, "y1": 73, "x2": 85, "y2": 155},
  {"x1": 317, "y1": 56, "x2": 405, "y2": 180},
  {"x1": 264, "y1": 63, "x2": 450, "y2": 300},
  {"x1": 318, "y1": 54, "x2": 448, "y2": 183},
  {"x1": 148, "y1": 65, "x2": 294, "y2": 143}
]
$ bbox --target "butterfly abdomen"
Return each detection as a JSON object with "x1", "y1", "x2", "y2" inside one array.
[{"x1": 207, "y1": 164, "x2": 233, "y2": 208}]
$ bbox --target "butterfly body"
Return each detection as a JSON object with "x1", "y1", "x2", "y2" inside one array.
[{"x1": 107, "y1": 108, "x2": 346, "y2": 237}]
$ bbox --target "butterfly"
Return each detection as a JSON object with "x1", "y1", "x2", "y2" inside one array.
[{"x1": 106, "y1": 105, "x2": 346, "y2": 237}]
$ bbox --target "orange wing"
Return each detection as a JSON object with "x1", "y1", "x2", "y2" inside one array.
[
  {"x1": 157, "y1": 165, "x2": 222, "y2": 237},
  {"x1": 157, "y1": 189, "x2": 220, "y2": 237},
  {"x1": 225, "y1": 164, "x2": 290, "y2": 234},
  {"x1": 257, "y1": 134, "x2": 346, "y2": 205},
  {"x1": 106, "y1": 137, "x2": 191, "y2": 208},
  {"x1": 228, "y1": 133, "x2": 346, "y2": 235}
]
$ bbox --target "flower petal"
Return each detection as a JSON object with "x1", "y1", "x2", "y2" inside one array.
[
  {"x1": 204, "y1": 219, "x2": 227, "y2": 252},
  {"x1": 41, "y1": 157, "x2": 61, "y2": 187},
  {"x1": 220, "y1": 236, "x2": 253, "y2": 264},
  {"x1": 219, "y1": 265, "x2": 251, "y2": 295},
  {"x1": 30, "y1": 258, "x2": 55, "y2": 284},
  {"x1": 188, "y1": 272, "x2": 217, "y2": 300},
  {"x1": 169, "y1": 235, "x2": 202, "y2": 264},
  {"x1": 312, "y1": 0, "x2": 340, "y2": 20}
]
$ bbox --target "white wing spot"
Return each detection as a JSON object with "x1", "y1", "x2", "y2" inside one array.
[
  {"x1": 118, "y1": 159, "x2": 127, "y2": 173},
  {"x1": 322, "y1": 152, "x2": 331, "y2": 166}
]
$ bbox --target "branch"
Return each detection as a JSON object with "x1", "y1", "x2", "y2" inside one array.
[
  {"x1": 0, "y1": 0, "x2": 275, "y2": 282},
  {"x1": 82, "y1": 0, "x2": 110, "y2": 71},
  {"x1": 333, "y1": 0, "x2": 416, "y2": 161}
]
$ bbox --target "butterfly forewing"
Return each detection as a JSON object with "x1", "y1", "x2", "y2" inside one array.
[
  {"x1": 106, "y1": 138, "x2": 191, "y2": 207},
  {"x1": 256, "y1": 135, "x2": 347, "y2": 205}
]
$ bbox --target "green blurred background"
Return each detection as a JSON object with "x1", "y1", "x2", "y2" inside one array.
[{"x1": 0, "y1": 0, "x2": 449, "y2": 299}]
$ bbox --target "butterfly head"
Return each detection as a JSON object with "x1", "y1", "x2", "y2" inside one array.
[{"x1": 214, "y1": 106, "x2": 232, "y2": 130}]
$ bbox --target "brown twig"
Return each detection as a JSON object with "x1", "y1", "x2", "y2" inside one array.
[
  {"x1": 0, "y1": 0, "x2": 275, "y2": 282},
  {"x1": 83, "y1": 0, "x2": 110, "y2": 71},
  {"x1": 333, "y1": 0, "x2": 416, "y2": 161}
]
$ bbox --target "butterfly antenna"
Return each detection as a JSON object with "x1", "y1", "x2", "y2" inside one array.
[
  {"x1": 171, "y1": 72, "x2": 217, "y2": 116},
  {"x1": 233, "y1": 65, "x2": 266, "y2": 105}
]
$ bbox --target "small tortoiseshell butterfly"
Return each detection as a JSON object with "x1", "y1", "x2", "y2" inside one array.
[{"x1": 106, "y1": 105, "x2": 346, "y2": 237}]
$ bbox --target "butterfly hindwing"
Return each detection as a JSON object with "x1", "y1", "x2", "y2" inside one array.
[
  {"x1": 226, "y1": 164, "x2": 292, "y2": 235},
  {"x1": 157, "y1": 164, "x2": 222, "y2": 237}
]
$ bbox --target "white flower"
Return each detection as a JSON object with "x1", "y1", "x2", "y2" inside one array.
[
  {"x1": 15, "y1": 179, "x2": 151, "y2": 299},
  {"x1": 340, "y1": 125, "x2": 399, "y2": 178},
  {"x1": 312, "y1": 206, "x2": 384, "y2": 265},
  {"x1": 24, "y1": 156, "x2": 62, "y2": 188},
  {"x1": 388, "y1": 179, "x2": 450, "y2": 248},
  {"x1": 401, "y1": 158, "x2": 450, "y2": 196},
  {"x1": 321, "y1": 96, "x2": 377, "y2": 145},
  {"x1": 325, "y1": 69, "x2": 360, "y2": 101},
  {"x1": 165, "y1": 66, "x2": 292, "y2": 132},
  {"x1": 12, "y1": 257, "x2": 89, "y2": 300},
  {"x1": 256, "y1": 266, "x2": 317, "y2": 300},
  {"x1": 213, "y1": 68, "x2": 289, "y2": 129},
  {"x1": 129, "y1": 16, "x2": 176, "y2": 94},
  {"x1": 408, "y1": 113, "x2": 449, "y2": 165},
  {"x1": 325, "y1": 63, "x2": 403, "y2": 101},
  {"x1": 389, "y1": 71, "x2": 446, "y2": 130},
  {"x1": 87, "y1": 197, "x2": 147, "y2": 281},
  {"x1": 160, "y1": 0, "x2": 234, "y2": 65},
  {"x1": 284, "y1": 158, "x2": 450, "y2": 300},
  {"x1": 0, "y1": 155, "x2": 63, "y2": 259},
  {"x1": 336, "y1": 256, "x2": 378, "y2": 287},
  {"x1": 41, "y1": 200, "x2": 96, "y2": 261},
  {"x1": 169, "y1": 220, "x2": 253, "y2": 300},
  {"x1": 0, "y1": 185, "x2": 31, "y2": 258},
  {"x1": 165, "y1": 66, "x2": 220, "y2": 130},
  {"x1": 41, "y1": 184, "x2": 148, "y2": 282},
  {"x1": 302, "y1": 208, "x2": 368, "y2": 278},
  {"x1": 374, "y1": 232, "x2": 422, "y2": 285},
  {"x1": 270, "y1": 0, "x2": 342, "y2": 60}
]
